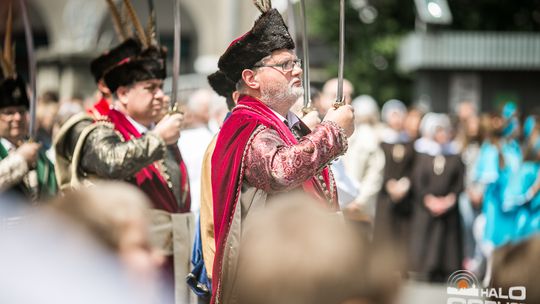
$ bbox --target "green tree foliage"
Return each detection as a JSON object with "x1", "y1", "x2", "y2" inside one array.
[{"x1": 309, "y1": 0, "x2": 540, "y2": 105}]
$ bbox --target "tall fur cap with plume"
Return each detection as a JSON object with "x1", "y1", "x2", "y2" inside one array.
[
  {"x1": 103, "y1": 45, "x2": 167, "y2": 93},
  {"x1": 216, "y1": 5, "x2": 295, "y2": 86},
  {"x1": 0, "y1": 1, "x2": 28, "y2": 110},
  {"x1": 1, "y1": 0, "x2": 15, "y2": 80},
  {"x1": 90, "y1": 38, "x2": 142, "y2": 82},
  {"x1": 0, "y1": 76, "x2": 30, "y2": 109}
]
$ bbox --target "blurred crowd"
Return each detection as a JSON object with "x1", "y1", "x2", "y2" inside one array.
[
  {"x1": 2, "y1": 73, "x2": 540, "y2": 303},
  {"x1": 315, "y1": 79, "x2": 540, "y2": 285}
]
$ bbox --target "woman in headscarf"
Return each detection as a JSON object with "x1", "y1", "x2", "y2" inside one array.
[
  {"x1": 373, "y1": 100, "x2": 415, "y2": 261},
  {"x1": 409, "y1": 113, "x2": 465, "y2": 282}
]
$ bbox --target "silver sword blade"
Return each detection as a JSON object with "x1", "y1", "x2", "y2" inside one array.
[
  {"x1": 19, "y1": 0, "x2": 37, "y2": 140},
  {"x1": 335, "y1": 0, "x2": 345, "y2": 108},
  {"x1": 170, "y1": 0, "x2": 181, "y2": 112},
  {"x1": 299, "y1": 0, "x2": 311, "y2": 112}
]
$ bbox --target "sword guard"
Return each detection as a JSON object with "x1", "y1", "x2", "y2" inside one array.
[
  {"x1": 168, "y1": 103, "x2": 184, "y2": 115},
  {"x1": 333, "y1": 98, "x2": 345, "y2": 109},
  {"x1": 301, "y1": 106, "x2": 316, "y2": 116}
]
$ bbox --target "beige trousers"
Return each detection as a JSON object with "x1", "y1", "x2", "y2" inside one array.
[{"x1": 150, "y1": 209, "x2": 196, "y2": 304}]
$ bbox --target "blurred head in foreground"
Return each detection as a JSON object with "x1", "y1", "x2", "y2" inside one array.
[
  {"x1": 50, "y1": 182, "x2": 163, "y2": 281},
  {"x1": 490, "y1": 236, "x2": 540, "y2": 303},
  {"x1": 236, "y1": 192, "x2": 401, "y2": 304}
]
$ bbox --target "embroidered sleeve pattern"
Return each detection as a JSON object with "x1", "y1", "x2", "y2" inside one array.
[
  {"x1": 244, "y1": 121, "x2": 348, "y2": 193},
  {"x1": 80, "y1": 125, "x2": 166, "y2": 180},
  {"x1": 0, "y1": 153, "x2": 29, "y2": 191}
]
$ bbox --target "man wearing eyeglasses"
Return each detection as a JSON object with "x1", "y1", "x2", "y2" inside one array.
[
  {"x1": 0, "y1": 76, "x2": 57, "y2": 201},
  {"x1": 208, "y1": 5, "x2": 354, "y2": 304}
]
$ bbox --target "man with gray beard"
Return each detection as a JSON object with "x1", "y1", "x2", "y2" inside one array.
[{"x1": 207, "y1": 3, "x2": 355, "y2": 303}]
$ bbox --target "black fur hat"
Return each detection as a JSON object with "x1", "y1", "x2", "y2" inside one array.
[
  {"x1": 217, "y1": 7, "x2": 295, "y2": 85},
  {"x1": 208, "y1": 70, "x2": 237, "y2": 110},
  {"x1": 90, "y1": 39, "x2": 142, "y2": 82},
  {"x1": 208, "y1": 70, "x2": 236, "y2": 98},
  {"x1": 103, "y1": 46, "x2": 167, "y2": 93},
  {"x1": 0, "y1": 76, "x2": 29, "y2": 109}
]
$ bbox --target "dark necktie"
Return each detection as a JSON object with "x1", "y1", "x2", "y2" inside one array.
[{"x1": 284, "y1": 120, "x2": 303, "y2": 140}]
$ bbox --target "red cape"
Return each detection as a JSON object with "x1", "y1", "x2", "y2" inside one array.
[
  {"x1": 107, "y1": 109, "x2": 190, "y2": 213},
  {"x1": 210, "y1": 95, "x2": 336, "y2": 302},
  {"x1": 87, "y1": 97, "x2": 111, "y2": 118}
]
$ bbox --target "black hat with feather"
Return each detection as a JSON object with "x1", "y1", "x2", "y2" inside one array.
[
  {"x1": 102, "y1": 0, "x2": 167, "y2": 93},
  {"x1": 0, "y1": 1, "x2": 29, "y2": 109},
  {"x1": 90, "y1": 39, "x2": 142, "y2": 83}
]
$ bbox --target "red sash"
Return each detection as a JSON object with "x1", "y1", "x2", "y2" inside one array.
[{"x1": 107, "y1": 109, "x2": 190, "y2": 213}]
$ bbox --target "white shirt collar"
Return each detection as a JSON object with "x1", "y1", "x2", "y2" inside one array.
[
  {"x1": 270, "y1": 109, "x2": 300, "y2": 128},
  {"x1": 0, "y1": 138, "x2": 15, "y2": 151},
  {"x1": 125, "y1": 115, "x2": 153, "y2": 134}
]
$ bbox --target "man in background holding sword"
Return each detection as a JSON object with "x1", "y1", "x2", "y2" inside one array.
[
  {"x1": 0, "y1": 0, "x2": 57, "y2": 202},
  {"x1": 53, "y1": 1, "x2": 194, "y2": 302}
]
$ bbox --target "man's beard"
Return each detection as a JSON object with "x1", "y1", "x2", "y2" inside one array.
[{"x1": 261, "y1": 79, "x2": 304, "y2": 107}]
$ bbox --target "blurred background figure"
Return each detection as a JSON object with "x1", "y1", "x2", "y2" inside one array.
[
  {"x1": 343, "y1": 95, "x2": 384, "y2": 221},
  {"x1": 410, "y1": 113, "x2": 464, "y2": 282},
  {"x1": 313, "y1": 78, "x2": 354, "y2": 118},
  {"x1": 36, "y1": 90, "x2": 60, "y2": 151},
  {"x1": 374, "y1": 99, "x2": 414, "y2": 263},
  {"x1": 236, "y1": 192, "x2": 402, "y2": 304},
  {"x1": 178, "y1": 89, "x2": 222, "y2": 214},
  {"x1": 46, "y1": 100, "x2": 85, "y2": 162},
  {"x1": 312, "y1": 78, "x2": 359, "y2": 209},
  {"x1": 403, "y1": 106, "x2": 425, "y2": 141},
  {"x1": 452, "y1": 102, "x2": 483, "y2": 272},
  {"x1": 455, "y1": 100, "x2": 478, "y2": 126},
  {"x1": 207, "y1": 93, "x2": 230, "y2": 134},
  {"x1": 0, "y1": 78, "x2": 57, "y2": 202},
  {"x1": 290, "y1": 87, "x2": 322, "y2": 132}
]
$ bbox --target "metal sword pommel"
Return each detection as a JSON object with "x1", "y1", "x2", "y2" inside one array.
[
  {"x1": 168, "y1": 103, "x2": 184, "y2": 115},
  {"x1": 301, "y1": 105, "x2": 316, "y2": 116},
  {"x1": 333, "y1": 97, "x2": 345, "y2": 109}
]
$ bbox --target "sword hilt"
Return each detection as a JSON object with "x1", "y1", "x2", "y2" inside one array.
[
  {"x1": 301, "y1": 105, "x2": 316, "y2": 116},
  {"x1": 168, "y1": 103, "x2": 184, "y2": 115},
  {"x1": 333, "y1": 97, "x2": 345, "y2": 109}
]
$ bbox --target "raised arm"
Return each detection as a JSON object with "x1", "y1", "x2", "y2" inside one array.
[
  {"x1": 80, "y1": 124, "x2": 166, "y2": 179},
  {"x1": 244, "y1": 121, "x2": 347, "y2": 193}
]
